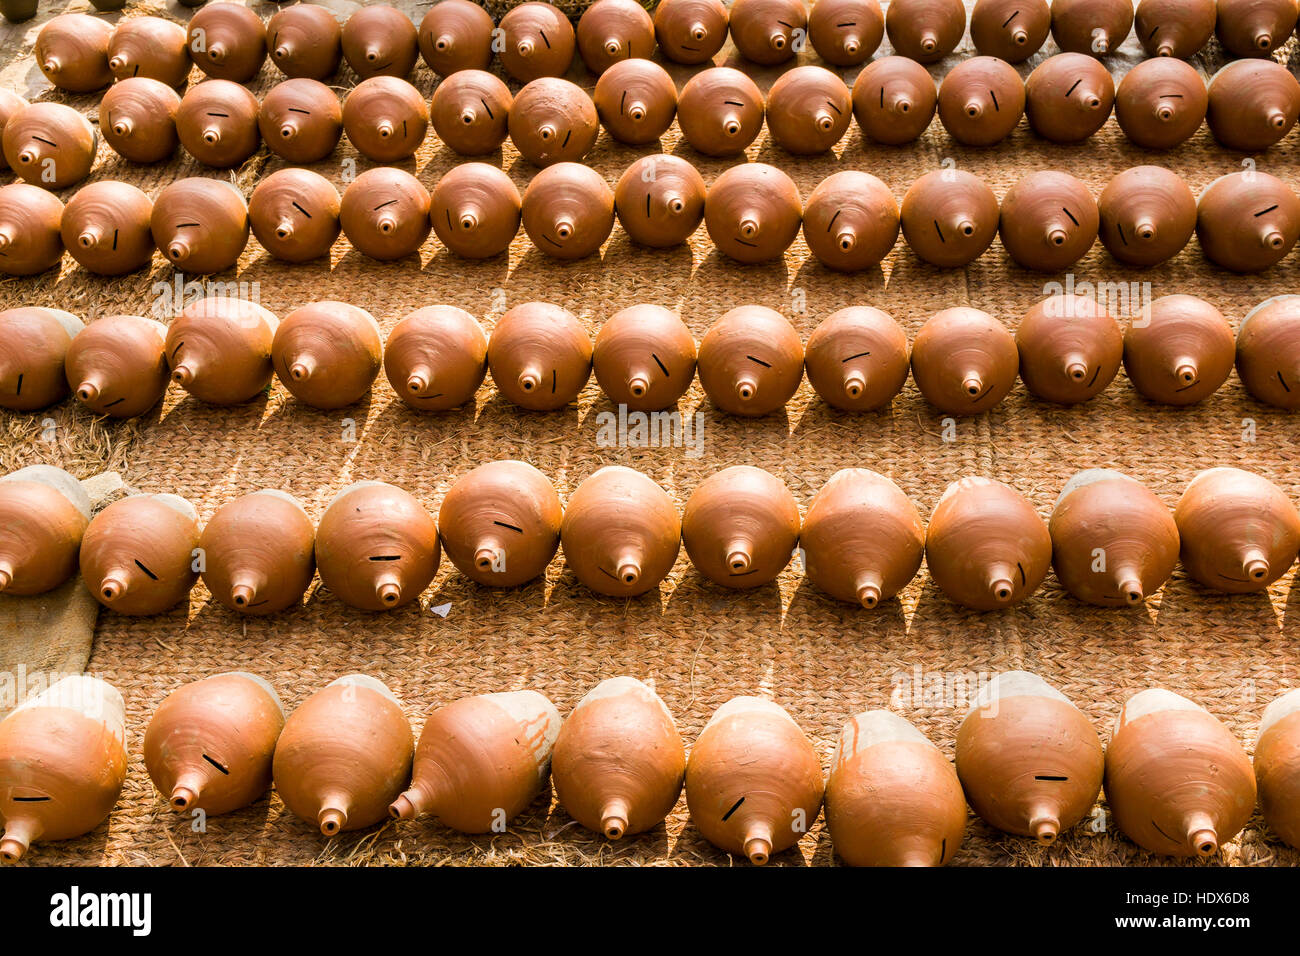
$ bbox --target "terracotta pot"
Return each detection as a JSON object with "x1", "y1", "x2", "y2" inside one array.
[
  {"x1": 592, "y1": 303, "x2": 696, "y2": 410},
  {"x1": 1024, "y1": 53, "x2": 1114, "y2": 143},
  {"x1": 419, "y1": 0, "x2": 494, "y2": 75},
  {"x1": 685, "y1": 697, "x2": 824, "y2": 865},
  {"x1": 1237, "y1": 295, "x2": 1300, "y2": 409},
  {"x1": 165, "y1": 295, "x2": 279, "y2": 405},
  {"x1": 901, "y1": 169, "x2": 999, "y2": 268},
  {"x1": 1255, "y1": 688, "x2": 1300, "y2": 850},
  {"x1": 0, "y1": 0, "x2": 35, "y2": 21},
  {"x1": 729, "y1": 0, "x2": 807, "y2": 65},
  {"x1": 339, "y1": 166, "x2": 431, "y2": 260},
  {"x1": 826, "y1": 710, "x2": 965, "y2": 866},
  {"x1": 499, "y1": 2, "x2": 575, "y2": 83},
  {"x1": 614, "y1": 154, "x2": 706, "y2": 249},
  {"x1": 697, "y1": 305, "x2": 803, "y2": 416},
  {"x1": 35, "y1": 14, "x2": 113, "y2": 92},
  {"x1": 1106, "y1": 689, "x2": 1255, "y2": 857},
  {"x1": 430, "y1": 163, "x2": 520, "y2": 259},
  {"x1": 65, "y1": 315, "x2": 170, "y2": 419},
  {"x1": 176, "y1": 79, "x2": 261, "y2": 168},
  {"x1": 1098, "y1": 166, "x2": 1195, "y2": 268},
  {"x1": 578, "y1": 0, "x2": 656, "y2": 73},
  {"x1": 250, "y1": 168, "x2": 341, "y2": 263},
  {"x1": 189, "y1": 2, "x2": 267, "y2": 83},
  {"x1": 957, "y1": 671, "x2": 1104, "y2": 844},
  {"x1": 342, "y1": 76, "x2": 429, "y2": 162},
  {"x1": 654, "y1": 0, "x2": 727, "y2": 63},
  {"x1": 0, "y1": 465, "x2": 90, "y2": 596},
  {"x1": 0, "y1": 183, "x2": 63, "y2": 276},
  {"x1": 390, "y1": 690, "x2": 559, "y2": 832},
  {"x1": 1216, "y1": 0, "x2": 1297, "y2": 56},
  {"x1": 885, "y1": 0, "x2": 966, "y2": 62},
  {"x1": 2, "y1": 102, "x2": 97, "y2": 190},
  {"x1": 267, "y1": 4, "x2": 343, "y2": 80},
  {"x1": 1196, "y1": 171, "x2": 1300, "y2": 273},
  {"x1": 970, "y1": 0, "x2": 1049, "y2": 61},
  {"x1": 851, "y1": 56, "x2": 937, "y2": 144},
  {"x1": 1050, "y1": 0, "x2": 1133, "y2": 55},
  {"x1": 682, "y1": 466, "x2": 799, "y2": 589},
  {"x1": 487, "y1": 301, "x2": 593, "y2": 409},
  {"x1": 0, "y1": 90, "x2": 25, "y2": 171},
  {"x1": 677, "y1": 67, "x2": 765, "y2": 156},
  {"x1": 61, "y1": 181, "x2": 154, "y2": 276},
  {"x1": 911, "y1": 307, "x2": 1017, "y2": 414},
  {"x1": 0, "y1": 309, "x2": 82, "y2": 410},
  {"x1": 1175, "y1": 467, "x2": 1300, "y2": 593},
  {"x1": 801, "y1": 171, "x2": 897, "y2": 273},
  {"x1": 272, "y1": 302, "x2": 383, "y2": 409},
  {"x1": 342, "y1": 4, "x2": 418, "y2": 80},
  {"x1": 81, "y1": 493, "x2": 202, "y2": 615},
  {"x1": 999, "y1": 170, "x2": 1098, "y2": 271},
  {"x1": 274, "y1": 675, "x2": 414, "y2": 834},
  {"x1": 108, "y1": 15, "x2": 190, "y2": 86},
  {"x1": 315, "y1": 482, "x2": 440, "y2": 611},
  {"x1": 258, "y1": 78, "x2": 342, "y2": 164},
  {"x1": 560, "y1": 466, "x2": 680, "y2": 597},
  {"x1": 151, "y1": 177, "x2": 250, "y2": 275},
  {"x1": 705, "y1": 163, "x2": 801, "y2": 264},
  {"x1": 1115, "y1": 58, "x2": 1207, "y2": 150},
  {"x1": 804, "y1": 307, "x2": 909, "y2": 412},
  {"x1": 100, "y1": 77, "x2": 181, "y2": 164},
  {"x1": 1050, "y1": 469, "x2": 1179, "y2": 606},
  {"x1": 938, "y1": 56, "x2": 1025, "y2": 146},
  {"x1": 808, "y1": 0, "x2": 884, "y2": 65},
  {"x1": 429, "y1": 69, "x2": 512, "y2": 155},
  {"x1": 1135, "y1": 0, "x2": 1215, "y2": 57},
  {"x1": 520, "y1": 162, "x2": 615, "y2": 260},
  {"x1": 509, "y1": 78, "x2": 599, "y2": 167},
  {"x1": 384, "y1": 305, "x2": 488, "y2": 411},
  {"x1": 926, "y1": 476, "x2": 1051, "y2": 610},
  {"x1": 1206, "y1": 59, "x2": 1300, "y2": 152},
  {"x1": 0, "y1": 676, "x2": 126, "y2": 862},
  {"x1": 593, "y1": 58, "x2": 677, "y2": 145},
  {"x1": 1124, "y1": 294, "x2": 1233, "y2": 406},
  {"x1": 767, "y1": 65, "x2": 853, "y2": 154},
  {"x1": 552, "y1": 677, "x2": 685, "y2": 839},
  {"x1": 438, "y1": 460, "x2": 562, "y2": 587},
  {"x1": 199, "y1": 490, "x2": 316, "y2": 615},
  {"x1": 1015, "y1": 294, "x2": 1122, "y2": 405},
  {"x1": 144, "y1": 672, "x2": 285, "y2": 814}
]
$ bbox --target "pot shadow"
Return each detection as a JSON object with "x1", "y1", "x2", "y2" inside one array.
[
  {"x1": 680, "y1": 250, "x2": 793, "y2": 326},
  {"x1": 418, "y1": 144, "x2": 505, "y2": 183},
  {"x1": 539, "y1": 801, "x2": 674, "y2": 861},
  {"x1": 543, "y1": 560, "x2": 671, "y2": 617},
  {"x1": 420, "y1": 246, "x2": 512, "y2": 297},
  {"x1": 329, "y1": 248, "x2": 428, "y2": 294},
  {"x1": 662, "y1": 569, "x2": 785, "y2": 623},
  {"x1": 668, "y1": 818, "x2": 814, "y2": 867},
  {"x1": 783, "y1": 577, "x2": 912, "y2": 647},
  {"x1": 421, "y1": 569, "x2": 553, "y2": 618}
]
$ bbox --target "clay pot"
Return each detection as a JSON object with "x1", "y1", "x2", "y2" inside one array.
[
  {"x1": 499, "y1": 2, "x2": 576, "y2": 83},
  {"x1": 81, "y1": 493, "x2": 202, "y2": 615},
  {"x1": 1049, "y1": 0, "x2": 1133, "y2": 55},
  {"x1": 685, "y1": 697, "x2": 824, "y2": 865},
  {"x1": 144, "y1": 673, "x2": 285, "y2": 814},
  {"x1": 487, "y1": 301, "x2": 593, "y2": 410},
  {"x1": 65, "y1": 315, "x2": 170, "y2": 419},
  {"x1": 1176, "y1": 467, "x2": 1300, "y2": 593},
  {"x1": 250, "y1": 168, "x2": 342, "y2": 263},
  {"x1": 430, "y1": 163, "x2": 521, "y2": 259},
  {"x1": 802, "y1": 172, "x2": 898, "y2": 273},
  {"x1": 851, "y1": 56, "x2": 937, "y2": 145},
  {"x1": 520, "y1": 162, "x2": 615, "y2": 260},
  {"x1": 0, "y1": 184, "x2": 62, "y2": 276},
  {"x1": 999, "y1": 171, "x2": 1098, "y2": 272},
  {"x1": 676, "y1": 67, "x2": 765, "y2": 156},
  {"x1": 2, "y1": 102, "x2": 97, "y2": 190},
  {"x1": 343, "y1": 4, "x2": 418, "y2": 79},
  {"x1": 272, "y1": 302, "x2": 383, "y2": 409},
  {"x1": 0, "y1": 676, "x2": 126, "y2": 863},
  {"x1": 729, "y1": 0, "x2": 807, "y2": 65},
  {"x1": 682, "y1": 466, "x2": 799, "y2": 589},
  {"x1": 315, "y1": 482, "x2": 440, "y2": 611},
  {"x1": 697, "y1": 305, "x2": 803, "y2": 416},
  {"x1": 419, "y1": 0, "x2": 494, "y2": 75},
  {"x1": 911, "y1": 307, "x2": 1017, "y2": 415},
  {"x1": 61, "y1": 181, "x2": 154, "y2": 277},
  {"x1": 1216, "y1": 0, "x2": 1297, "y2": 56},
  {"x1": 165, "y1": 296, "x2": 279, "y2": 405},
  {"x1": 926, "y1": 476, "x2": 1051, "y2": 610},
  {"x1": 1115, "y1": 58, "x2": 1207, "y2": 150},
  {"x1": 1124, "y1": 294, "x2": 1234, "y2": 406},
  {"x1": 1024, "y1": 53, "x2": 1114, "y2": 143},
  {"x1": 592, "y1": 303, "x2": 696, "y2": 410},
  {"x1": 1106, "y1": 689, "x2": 1256, "y2": 857},
  {"x1": 957, "y1": 672, "x2": 1104, "y2": 844},
  {"x1": 804, "y1": 307, "x2": 909, "y2": 412},
  {"x1": 560, "y1": 466, "x2": 680, "y2": 597},
  {"x1": 802, "y1": 469, "x2": 924, "y2": 608},
  {"x1": 383, "y1": 305, "x2": 488, "y2": 411},
  {"x1": 578, "y1": 0, "x2": 656, "y2": 73},
  {"x1": 1015, "y1": 294, "x2": 1122, "y2": 405},
  {"x1": 176, "y1": 79, "x2": 261, "y2": 168},
  {"x1": 274, "y1": 675, "x2": 414, "y2": 834},
  {"x1": 152, "y1": 178, "x2": 250, "y2": 275},
  {"x1": 826, "y1": 710, "x2": 965, "y2": 866},
  {"x1": 654, "y1": 0, "x2": 728, "y2": 64},
  {"x1": 429, "y1": 69, "x2": 512, "y2": 155},
  {"x1": 108, "y1": 15, "x2": 191, "y2": 86},
  {"x1": 614, "y1": 154, "x2": 707, "y2": 249},
  {"x1": 1098, "y1": 166, "x2": 1195, "y2": 268},
  {"x1": 0, "y1": 90, "x2": 25, "y2": 171},
  {"x1": 1206, "y1": 59, "x2": 1300, "y2": 152},
  {"x1": 199, "y1": 491, "x2": 315, "y2": 615},
  {"x1": 1197, "y1": 172, "x2": 1300, "y2": 273},
  {"x1": 970, "y1": 0, "x2": 1050, "y2": 61},
  {"x1": 1050, "y1": 470, "x2": 1179, "y2": 606},
  {"x1": 390, "y1": 690, "x2": 559, "y2": 832},
  {"x1": 509, "y1": 78, "x2": 599, "y2": 167},
  {"x1": 593, "y1": 58, "x2": 677, "y2": 145},
  {"x1": 259, "y1": 78, "x2": 342, "y2": 164},
  {"x1": 0, "y1": 309, "x2": 83, "y2": 411},
  {"x1": 901, "y1": 169, "x2": 999, "y2": 268},
  {"x1": 766, "y1": 65, "x2": 852, "y2": 155},
  {"x1": 437, "y1": 460, "x2": 562, "y2": 587},
  {"x1": 808, "y1": 0, "x2": 884, "y2": 65},
  {"x1": 0, "y1": 0, "x2": 36, "y2": 23},
  {"x1": 189, "y1": 2, "x2": 267, "y2": 83},
  {"x1": 339, "y1": 166, "x2": 431, "y2": 261},
  {"x1": 267, "y1": 4, "x2": 343, "y2": 80},
  {"x1": 35, "y1": 14, "x2": 113, "y2": 92},
  {"x1": 885, "y1": 0, "x2": 966, "y2": 63},
  {"x1": 938, "y1": 56, "x2": 1025, "y2": 147},
  {"x1": 100, "y1": 77, "x2": 181, "y2": 164},
  {"x1": 0, "y1": 465, "x2": 90, "y2": 596},
  {"x1": 705, "y1": 163, "x2": 801, "y2": 264},
  {"x1": 342, "y1": 76, "x2": 429, "y2": 162},
  {"x1": 1135, "y1": 0, "x2": 1215, "y2": 57},
  {"x1": 1237, "y1": 295, "x2": 1300, "y2": 409},
  {"x1": 1255, "y1": 689, "x2": 1300, "y2": 850}
]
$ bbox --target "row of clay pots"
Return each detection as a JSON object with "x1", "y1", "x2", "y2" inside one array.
[{"x1": 4, "y1": 669, "x2": 1296, "y2": 866}]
